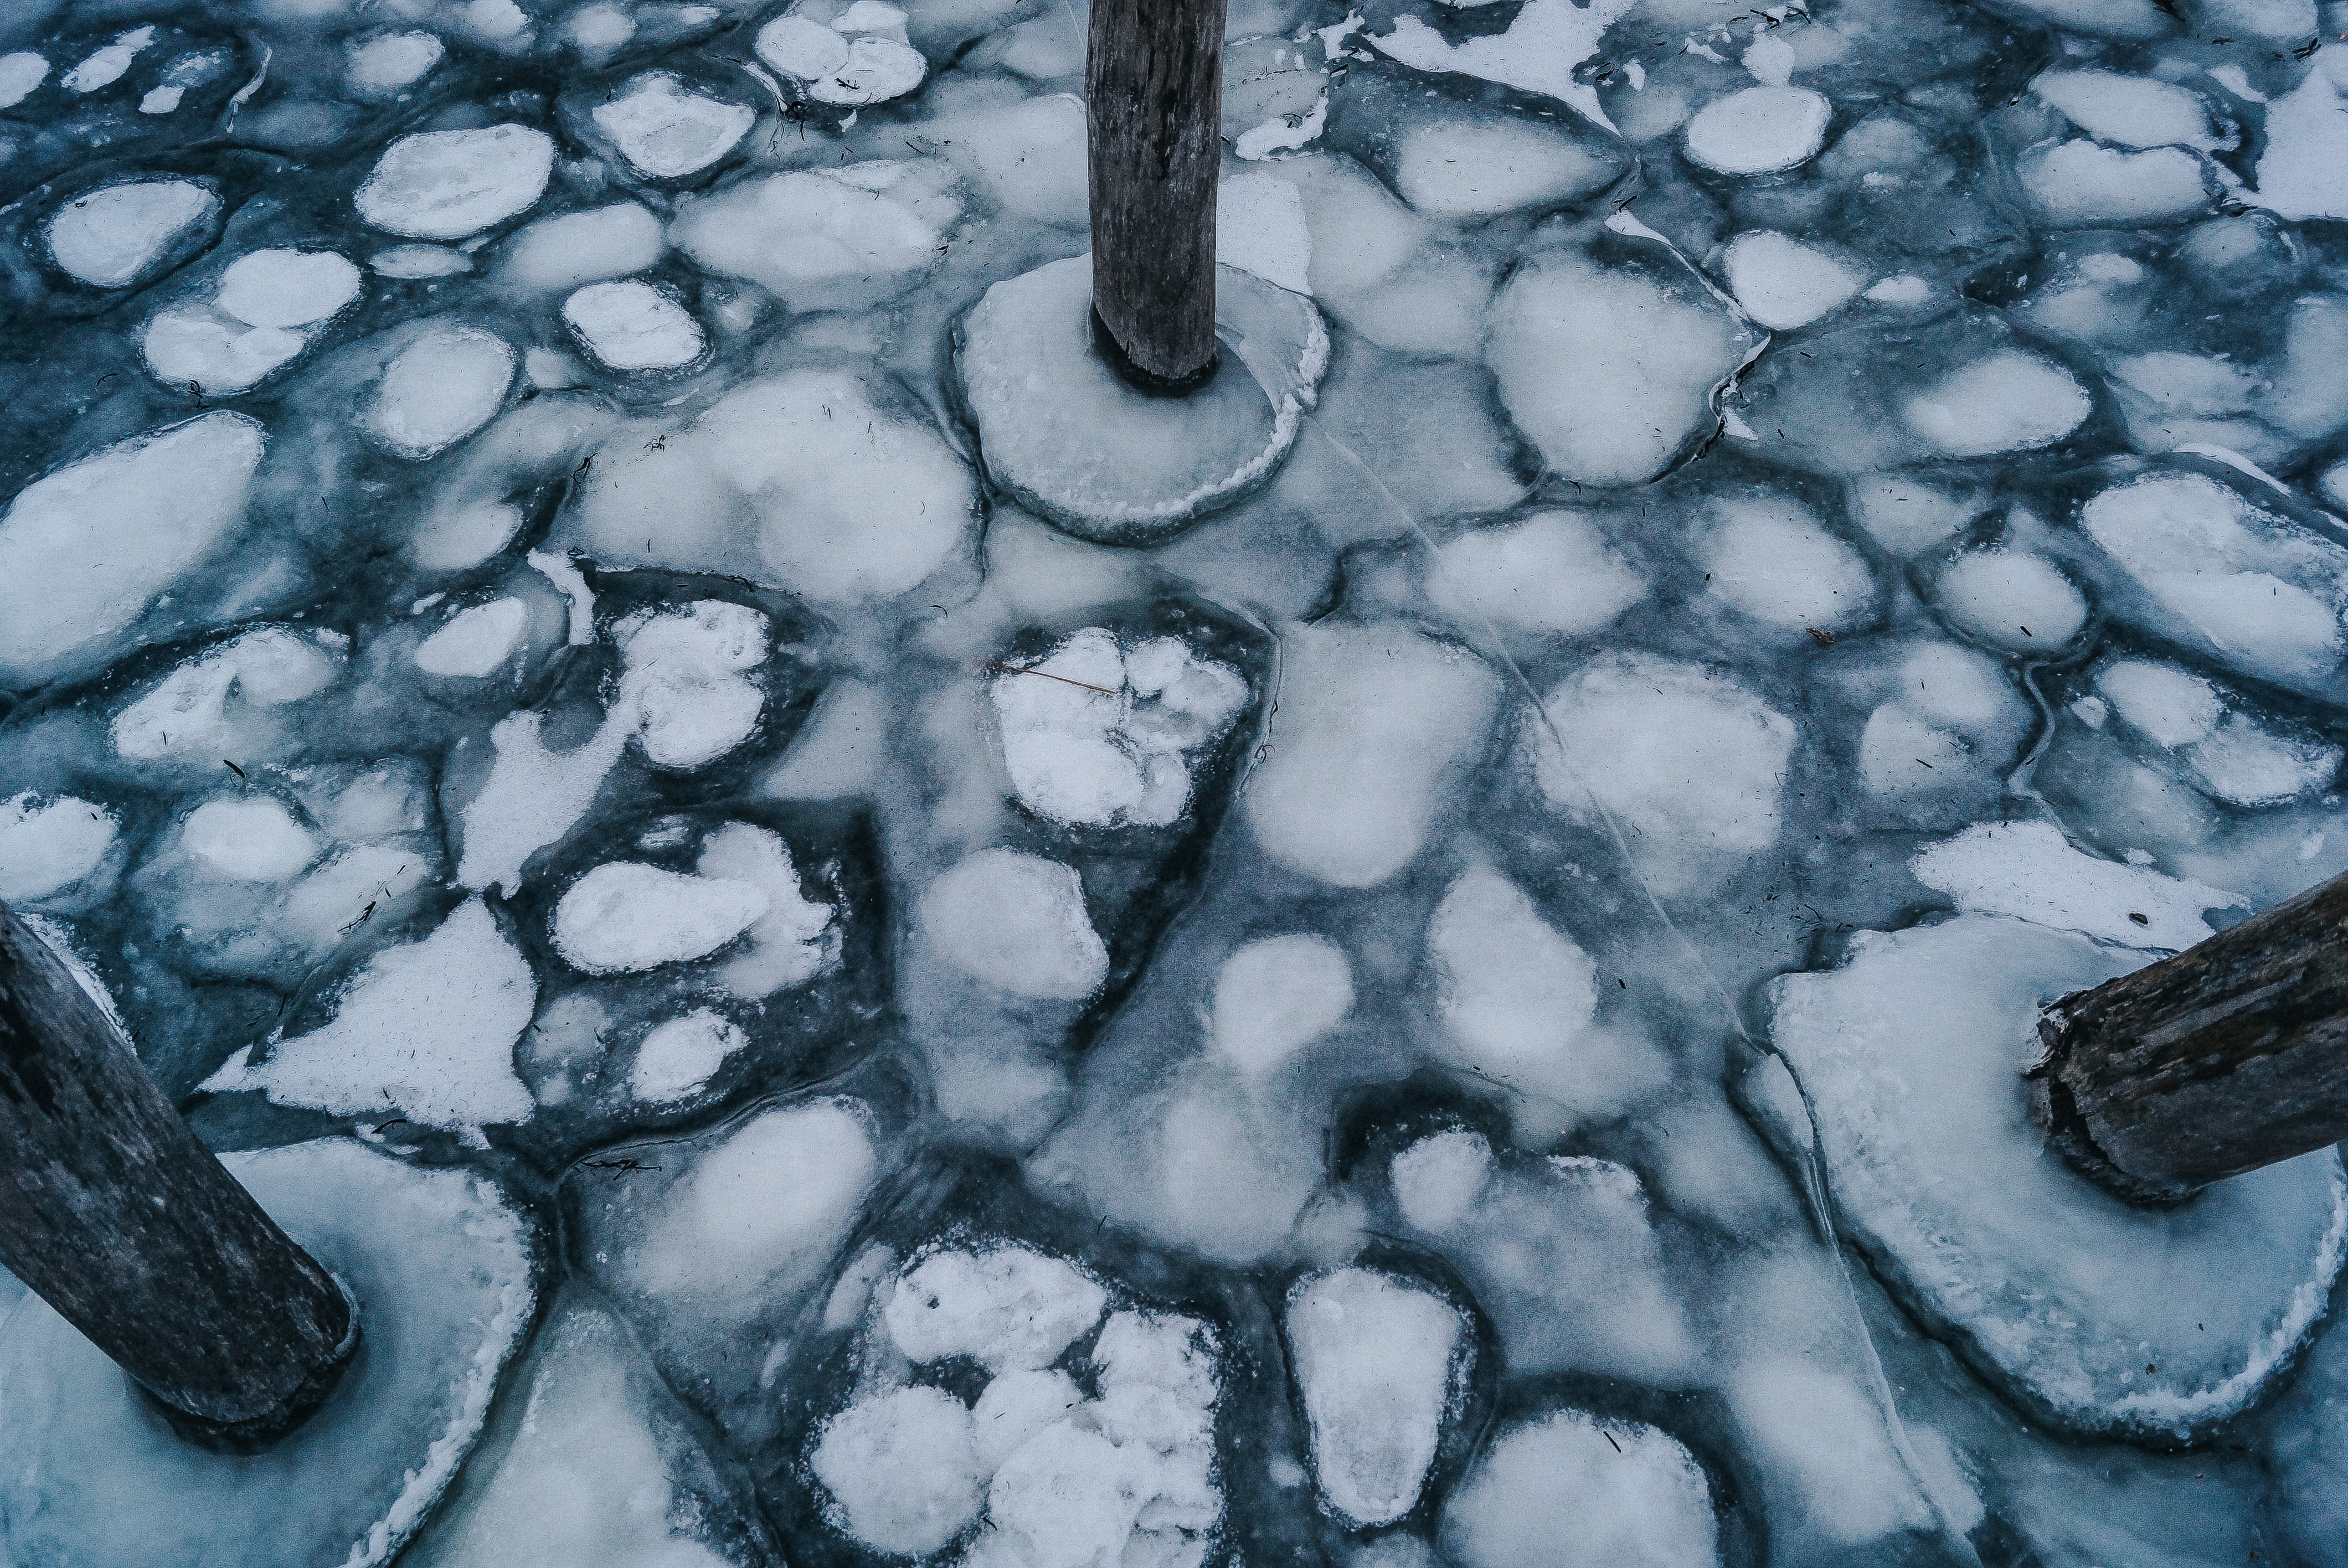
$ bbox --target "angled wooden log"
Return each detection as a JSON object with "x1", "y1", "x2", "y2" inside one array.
[
  {"x1": 1088, "y1": 0, "x2": 1226, "y2": 393},
  {"x1": 2029, "y1": 866, "x2": 2348, "y2": 1205},
  {"x1": 0, "y1": 899, "x2": 356, "y2": 1450}
]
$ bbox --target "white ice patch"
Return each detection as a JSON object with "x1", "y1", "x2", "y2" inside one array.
[
  {"x1": 45, "y1": 179, "x2": 218, "y2": 288},
  {"x1": 206, "y1": 896, "x2": 536, "y2": 1130},
  {"x1": 693, "y1": 822, "x2": 837, "y2": 999},
  {"x1": 1244, "y1": 622, "x2": 1501, "y2": 888},
  {"x1": 455, "y1": 710, "x2": 631, "y2": 895},
  {"x1": 111, "y1": 626, "x2": 343, "y2": 761},
  {"x1": 884, "y1": 1245, "x2": 1108, "y2": 1371},
  {"x1": 918, "y1": 849, "x2": 1107, "y2": 1000},
  {"x1": 0, "y1": 53, "x2": 48, "y2": 109},
  {"x1": 1533, "y1": 654, "x2": 1794, "y2": 899},
  {"x1": 364, "y1": 324, "x2": 516, "y2": 458},
  {"x1": 356, "y1": 125, "x2": 555, "y2": 240},
  {"x1": 346, "y1": 31, "x2": 444, "y2": 96},
  {"x1": 142, "y1": 311, "x2": 308, "y2": 395},
  {"x1": 754, "y1": 5, "x2": 926, "y2": 106},
  {"x1": 182, "y1": 796, "x2": 320, "y2": 882},
  {"x1": 1391, "y1": 1128, "x2": 1495, "y2": 1232},
  {"x1": 627, "y1": 1009, "x2": 749, "y2": 1103},
  {"x1": 1683, "y1": 85, "x2": 1831, "y2": 174},
  {"x1": 1217, "y1": 171, "x2": 1314, "y2": 295},
  {"x1": 1770, "y1": 915, "x2": 2347, "y2": 1438},
  {"x1": 1438, "y1": 1410, "x2": 1718, "y2": 1568},
  {"x1": 1393, "y1": 118, "x2": 1618, "y2": 216},
  {"x1": 1208, "y1": 933, "x2": 1353, "y2": 1076},
  {"x1": 1718, "y1": 230, "x2": 1863, "y2": 330},
  {"x1": 591, "y1": 72, "x2": 754, "y2": 179},
  {"x1": 0, "y1": 795, "x2": 116, "y2": 904},
  {"x1": 810, "y1": 1385, "x2": 983, "y2": 1555},
  {"x1": 1427, "y1": 865, "x2": 1605, "y2": 1098},
  {"x1": 1288, "y1": 1268, "x2": 1464, "y2": 1526},
  {"x1": 1700, "y1": 496, "x2": 1875, "y2": 632},
  {"x1": 2253, "y1": 48, "x2": 2348, "y2": 220},
  {"x1": 415, "y1": 598, "x2": 529, "y2": 678},
  {"x1": 989, "y1": 628, "x2": 1247, "y2": 828},
  {"x1": 564, "y1": 280, "x2": 704, "y2": 372},
  {"x1": 1910, "y1": 819, "x2": 2243, "y2": 948},
  {"x1": 2020, "y1": 141, "x2": 2209, "y2": 225},
  {"x1": 2031, "y1": 70, "x2": 2220, "y2": 151},
  {"x1": 2097, "y1": 657, "x2": 2340, "y2": 805},
  {"x1": 1427, "y1": 510, "x2": 1646, "y2": 638},
  {"x1": 62, "y1": 28, "x2": 155, "y2": 94},
  {"x1": 498, "y1": 203, "x2": 665, "y2": 292},
  {"x1": 614, "y1": 600, "x2": 768, "y2": 767},
  {"x1": 0, "y1": 414, "x2": 264, "y2": 684},
  {"x1": 1932, "y1": 549, "x2": 2089, "y2": 653},
  {"x1": 2080, "y1": 471, "x2": 2348, "y2": 685},
  {"x1": 1486, "y1": 248, "x2": 1750, "y2": 486},
  {"x1": 1901, "y1": 349, "x2": 2092, "y2": 457},
  {"x1": 1371, "y1": 0, "x2": 1637, "y2": 131},
  {"x1": 218, "y1": 249, "x2": 363, "y2": 327},
  {"x1": 552, "y1": 861, "x2": 769, "y2": 974},
  {"x1": 670, "y1": 162, "x2": 960, "y2": 309}
]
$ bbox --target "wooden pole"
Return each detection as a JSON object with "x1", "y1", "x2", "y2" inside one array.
[
  {"x1": 2030, "y1": 867, "x2": 2348, "y2": 1205},
  {"x1": 0, "y1": 899, "x2": 356, "y2": 1450},
  {"x1": 1088, "y1": 0, "x2": 1226, "y2": 394}
]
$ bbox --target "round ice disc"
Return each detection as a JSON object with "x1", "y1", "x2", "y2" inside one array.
[
  {"x1": 956, "y1": 255, "x2": 1328, "y2": 545},
  {"x1": 0, "y1": 1139, "x2": 535, "y2": 1568}
]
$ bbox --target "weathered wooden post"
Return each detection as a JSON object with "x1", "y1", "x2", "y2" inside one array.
[
  {"x1": 1088, "y1": 0, "x2": 1227, "y2": 393},
  {"x1": 0, "y1": 898, "x2": 357, "y2": 1449},
  {"x1": 2030, "y1": 866, "x2": 2348, "y2": 1205}
]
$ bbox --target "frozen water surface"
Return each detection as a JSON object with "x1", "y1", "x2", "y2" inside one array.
[{"x1": 7, "y1": 0, "x2": 2348, "y2": 1561}]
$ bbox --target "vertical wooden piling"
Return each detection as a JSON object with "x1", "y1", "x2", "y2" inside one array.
[
  {"x1": 0, "y1": 900, "x2": 356, "y2": 1450},
  {"x1": 2030, "y1": 865, "x2": 2348, "y2": 1204},
  {"x1": 1088, "y1": 0, "x2": 1227, "y2": 393}
]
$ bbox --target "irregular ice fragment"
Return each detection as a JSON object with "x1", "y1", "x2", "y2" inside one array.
[
  {"x1": 2020, "y1": 141, "x2": 2210, "y2": 225},
  {"x1": 112, "y1": 627, "x2": 343, "y2": 761},
  {"x1": 552, "y1": 862, "x2": 769, "y2": 974},
  {"x1": 347, "y1": 31, "x2": 443, "y2": 96},
  {"x1": 627, "y1": 1010, "x2": 748, "y2": 1103},
  {"x1": 1684, "y1": 86, "x2": 1831, "y2": 174},
  {"x1": 614, "y1": 601, "x2": 768, "y2": 767},
  {"x1": 365, "y1": 324, "x2": 516, "y2": 458},
  {"x1": 671, "y1": 162, "x2": 960, "y2": 308},
  {"x1": 2253, "y1": 49, "x2": 2348, "y2": 221},
  {"x1": 0, "y1": 795, "x2": 116, "y2": 904},
  {"x1": 1393, "y1": 117, "x2": 1618, "y2": 216},
  {"x1": 885, "y1": 1245, "x2": 1107, "y2": 1370},
  {"x1": 918, "y1": 849, "x2": 1106, "y2": 1000},
  {"x1": 1370, "y1": 0, "x2": 1637, "y2": 130},
  {"x1": 0, "y1": 52, "x2": 48, "y2": 109},
  {"x1": 1901, "y1": 350, "x2": 2092, "y2": 457},
  {"x1": 1428, "y1": 865, "x2": 1601, "y2": 1094},
  {"x1": 357, "y1": 125, "x2": 555, "y2": 240},
  {"x1": 416, "y1": 598, "x2": 530, "y2": 678},
  {"x1": 498, "y1": 204, "x2": 665, "y2": 292},
  {"x1": 1427, "y1": 511, "x2": 1645, "y2": 637},
  {"x1": 1909, "y1": 820, "x2": 2242, "y2": 948},
  {"x1": 1391, "y1": 1129, "x2": 1495, "y2": 1232},
  {"x1": 755, "y1": 5, "x2": 926, "y2": 105},
  {"x1": 1288, "y1": 1268, "x2": 1464, "y2": 1526},
  {"x1": 2032, "y1": 70, "x2": 2219, "y2": 151},
  {"x1": 591, "y1": 72, "x2": 753, "y2": 178},
  {"x1": 811, "y1": 1386, "x2": 984, "y2": 1555},
  {"x1": 1209, "y1": 933, "x2": 1353, "y2": 1076},
  {"x1": 2097, "y1": 657, "x2": 2340, "y2": 805},
  {"x1": 1700, "y1": 496, "x2": 1875, "y2": 633},
  {"x1": 1932, "y1": 549, "x2": 2090, "y2": 653},
  {"x1": 564, "y1": 280, "x2": 704, "y2": 371},
  {"x1": 46, "y1": 179, "x2": 219, "y2": 288},
  {"x1": 1719, "y1": 230, "x2": 1863, "y2": 329},
  {"x1": 218, "y1": 249, "x2": 362, "y2": 327},
  {"x1": 1438, "y1": 1410, "x2": 1718, "y2": 1568},
  {"x1": 456, "y1": 710, "x2": 631, "y2": 894},
  {"x1": 182, "y1": 796, "x2": 320, "y2": 882}
]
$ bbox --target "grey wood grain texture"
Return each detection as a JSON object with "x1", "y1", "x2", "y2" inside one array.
[
  {"x1": 0, "y1": 898, "x2": 355, "y2": 1450},
  {"x1": 1087, "y1": 0, "x2": 1226, "y2": 391},
  {"x1": 2031, "y1": 868, "x2": 2348, "y2": 1204}
]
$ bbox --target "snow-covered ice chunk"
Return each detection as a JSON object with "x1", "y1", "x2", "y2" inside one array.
[
  {"x1": 2079, "y1": 471, "x2": 2348, "y2": 687},
  {"x1": 2020, "y1": 141, "x2": 2210, "y2": 225},
  {"x1": 63, "y1": 27, "x2": 156, "y2": 93},
  {"x1": 111, "y1": 626, "x2": 343, "y2": 761},
  {"x1": 1533, "y1": 654, "x2": 1795, "y2": 899},
  {"x1": 755, "y1": 5, "x2": 927, "y2": 105},
  {"x1": 1770, "y1": 914, "x2": 2348, "y2": 1437},
  {"x1": 0, "y1": 795, "x2": 116, "y2": 904},
  {"x1": 1719, "y1": 230, "x2": 1863, "y2": 330},
  {"x1": 455, "y1": 709, "x2": 631, "y2": 894},
  {"x1": 1853, "y1": 639, "x2": 2030, "y2": 804},
  {"x1": 1910, "y1": 819, "x2": 2243, "y2": 949},
  {"x1": 1393, "y1": 117, "x2": 1618, "y2": 216},
  {"x1": 615, "y1": 1098, "x2": 878, "y2": 1314},
  {"x1": 627, "y1": 1010, "x2": 749, "y2": 1103},
  {"x1": 1438, "y1": 1410, "x2": 1718, "y2": 1568},
  {"x1": 1902, "y1": 349, "x2": 2092, "y2": 457},
  {"x1": 563, "y1": 280, "x2": 704, "y2": 371},
  {"x1": 1244, "y1": 622, "x2": 1500, "y2": 888},
  {"x1": 498, "y1": 203, "x2": 665, "y2": 292},
  {"x1": 218, "y1": 249, "x2": 362, "y2": 327},
  {"x1": 373, "y1": 244, "x2": 473, "y2": 278},
  {"x1": 1685, "y1": 85, "x2": 1831, "y2": 174},
  {"x1": 956, "y1": 256, "x2": 1326, "y2": 542},
  {"x1": 0, "y1": 412, "x2": 264, "y2": 684},
  {"x1": 182, "y1": 796, "x2": 320, "y2": 881},
  {"x1": 1218, "y1": 168, "x2": 1312, "y2": 292},
  {"x1": 143, "y1": 310, "x2": 308, "y2": 394},
  {"x1": 1370, "y1": 0, "x2": 1636, "y2": 131},
  {"x1": 208, "y1": 896, "x2": 536, "y2": 1129},
  {"x1": 670, "y1": 162, "x2": 959, "y2": 310},
  {"x1": 347, "y1": 31, "x2": 444, "y2": 96},
  {"x1": 693, "y1": 822, "x2": 837, "y2": 999},
  {"x1": 2253, "y1": 48, "x2": 2348, "y2": 221},
  {"x1": 0, "y1": 1142, "x2": 533, "y2": 1568},
  {"x1": 2096, "y1": 657, "x2": 2340, "y2": 805},
  {"x1": 365, "y1": 324, "x2": 516, "y2": 459},
  {"x1": 614, "y1": 601, "x2": 768, "y2": 767},
  {"x1": 357, "y1": 125, "x2": 555, "y2": 240},
  {"x1": 1427, "y1": 865, "x2": 1604, "y2": 1096},
  {"x1": 990, "y1": 628, "x2": 1247, "y2": 828},
  {"x1": 563, "y1": 368, "x2": 974, "y2": 606},
  {"x1": 45, "y1": 179, "x2": 219, "y2": 288},
  {"x1": 591, "y1": 72, "x2": 753, "y2": 178},
  {"x1": 416, "y1": 598, "x2": 531, "y2": 678},
  {"x1": 1700, "y1": 496, "x2": 1875, "y2": 633},
  {"x1": 1392, "y1": 1129, "x2": 1495, "y2": 1232},
  {"x1": 0, "y1": 52, "x2": 47, "y2": 109},
  {"x1": 1209, "y1": 933, "x2": 1353, "y2": 1076},
  {"x1": 1288, "y1": 1268, "x2": 1465, "y2": 1526},
  {"x1": 1427, "y1": 510, "x2": 1646, "y2": 638},
  {"x1": 553, "y1": 861, "x2": 769, "y2": 974},
  {"x1": 811, "y1": 1385, "x2": 984, "y2": 1555},
  {"x1": 2032, "y1": 70, "x2": 2220, "y2": 150},
  {"x1": 1931, "y1": 549, "x2": 2090, "y2": 653},
  {"x1": 918, "y1": 849, "x2": 1107, "y2": 1000},
  {"x1": 885, "y1": 1245, "x2": 1106, "y2": 1370},
  {"x1": 1485, "y1": 247, "x2": 1753, "y2": 486}
]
